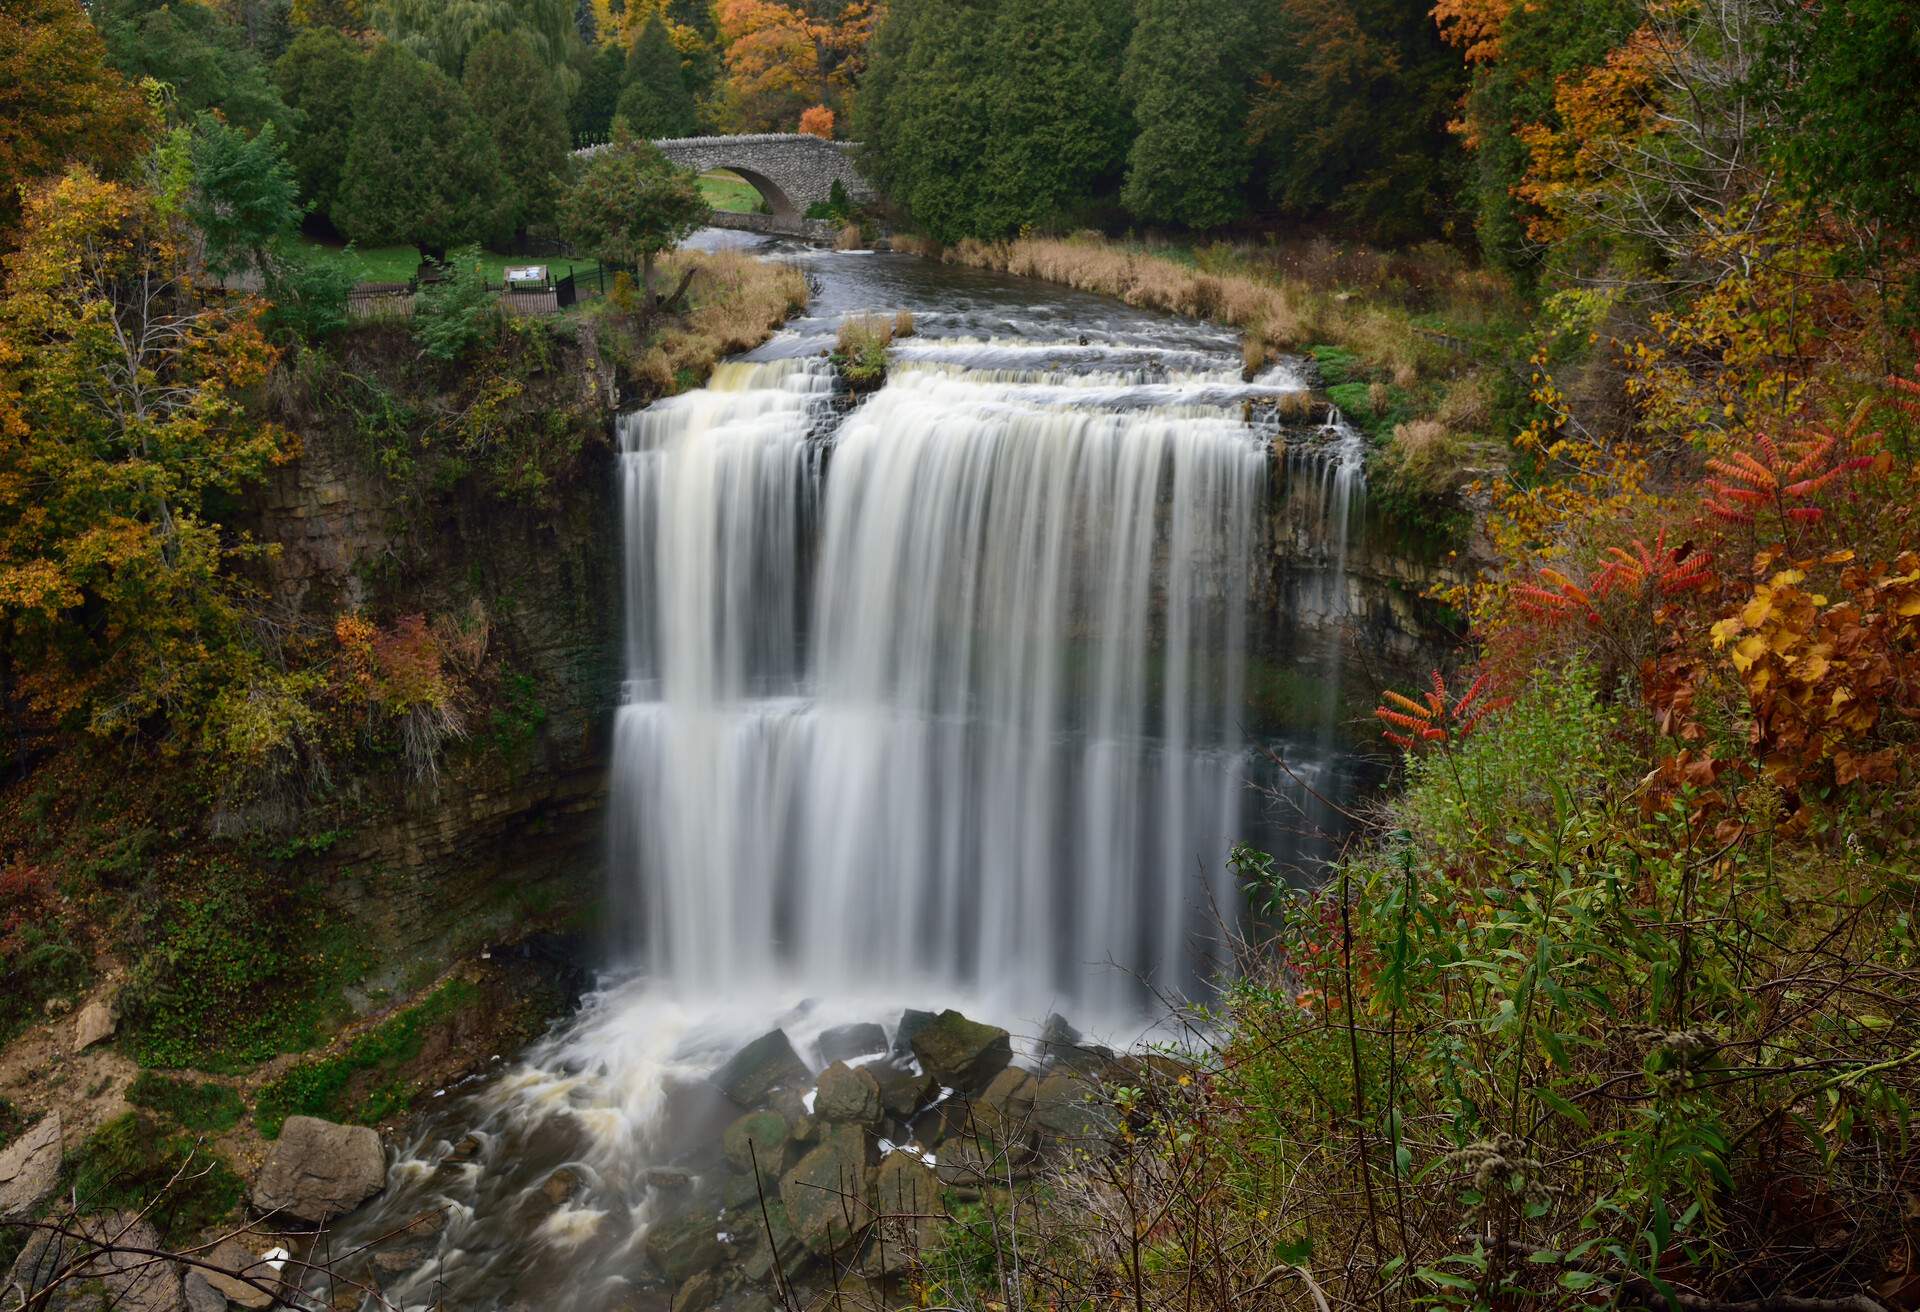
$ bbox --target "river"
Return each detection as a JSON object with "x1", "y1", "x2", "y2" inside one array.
[{"x1": 311, "y1": 231, "x2": 1372, "y2": 1312}]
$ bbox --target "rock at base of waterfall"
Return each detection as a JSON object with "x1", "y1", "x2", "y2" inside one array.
[
  {"x1": 890, "y1": 1010, "x2": 938, "y2": 1060},
  {"x1": 10, "y1": 1213, "x2": 182, "y2": 1312},
  {"x1": 182, "y1": 1271, "x2": 226, "y2": 1312},
  {"x1": 724, "y1": 1109, "x2": 790, "y2": 1179},
  {"x1": 873, "y1": 1065, "x2": 937, "y2": 1118},
  {"x1": 73, "y1": 996, "x2": 117, "y2": 1051},
  {"x1": 813, "y1": 1061, "x2": 882, "y2": 1125},
  {"x1": 780, "y1": 1124, "x2": 875, "y2": 1255},
  {"x1": 969, "y1": 1066, "x2": 1038, "y2": 1142},
  {"x1": 1032, "y1": 1069, "x2": 1109, "y2": 1143},
  {"x1": 251, "y1": 1116, "x2": 386, "y2": 1225},
  {"x1": 908, "y1": 1011, "x2": 1012, "y2": 1091},
  {"x1": 1037, "y1": 1012, "x2": 1084, "y2": 1063},
  {"x1": 195, "y1": 1239, "x2": 280, "y2": 1309},
  {"x1": 863, "y1": 1152, "x2": 941, "y2": 1274},
  {"x1": 541, "y1": 1167, "x2": 581, "y2": 1205},
  {"x1": 677, "y1": 1270, "x2": 720, "y2": 1312},
  {"x1": 713, "y1": 1029, "x2": 811, "y2": 1107},
  {"x1": 643, "y1": 1210, "x2": 726, "y2": 1283},
  {"x1": 0, "y1": 1113, "x2": 61, "y2": 1217},
  {"x1": 740, "y1": 1200, "x2": 808, "y2": 1283},
  {"x1": 815, "y1": 1022, "x2": 888, "y2": 1066}
]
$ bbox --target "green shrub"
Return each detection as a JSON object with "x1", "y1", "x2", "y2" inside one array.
[
  {"x1": 127, "y1": 1072, "x2": 246, "y2": 1133},
  {"x1": 264, "y1": 241, "x2": 355, "y2": 342},
  {"x1": 64, "y1": 1113, "x2": 243, "y2": 1245},
  {"x1": 412, "y1": 247, "x2": 501, "y2": 362}
]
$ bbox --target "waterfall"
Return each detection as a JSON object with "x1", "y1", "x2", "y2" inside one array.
[{"x1": 610, "y1": 354, "x2": 1270, "y2": 1020}]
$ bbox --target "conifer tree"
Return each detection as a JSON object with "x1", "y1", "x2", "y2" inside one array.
[
  {"x1": 464, "y1": 30, "x2": 571, "y2": 235},
  {"x1": 333, "y1": 44, "x2": 502, "y2": 254},
  {"x1": 570, "y1": 41, "x2": 628, "y2": 143},
  {"x1": 1120, "y1": 0, "x2": 1258, "y2": 229},
  {"x1": 616, "y1": 15, "x2": 698, "y2": 139},
  {"x1": 273, "y1": 28, "x2": 364, "y2": 219}
]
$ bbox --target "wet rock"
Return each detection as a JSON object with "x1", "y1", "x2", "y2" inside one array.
[
  {"x1": 678, "y1": 1271, "x2": 720, "y2": 1312},
  {"x1": 644, "y1": 1167, "x2": 693, "y2": 1192},
  {"x1": 872, "y1": 1065, "x2": 937, "y2": 1119},
  {"x1": 891, "y1": 1010, "x2": 938, "y2": 1059},
  {"x1": 724, "y1": 1110, "x2": 789, "y2": 1180},
  {"x1": 731, "y1": 1297, "x2": 780, "y2": 1312},
  {"x1": 815, "y1": 1023, "x2": 888, "y2": 1066},
  {"x1": 541, "y1": 1167, "x2": 581, "y2": 1205},
  {"x1": 370, "y1": 1245, "x2": 427, "y2": 1276},
  {"x1": 199, "y1": 1239, "x2": 279, "y2": 1309},
  {"x1": 713, "y1": 1030, "x2": 812, "y2": 1107},
  {"x1": 969, "y1": 1067, "x2": 1037, "y2": 1142},
  {"x1": 182, "y1": 1271, "x2": 225, "y2": 1312},
  {"x1": 251, "y1": 1116, "x2": 386, "y2": 1225},
  {"x1": 445, "y1": 1134, "x2": 482, "y2": 1164},
  {"x1": 779, "y1": 1125, "x2": 875, "y2": 1255},
  {"x1": 1032, "y1": 1069, "x2": 1108, "y2": 1143},
  {"x1": 909, "y1": 1011, "x2": 1011, "y2": 1092},
  {"x1": 73, "y1": 995, "x2": 118, "y2": 1051},
  {"x1": 813, "y1": 1062, "x2": 882, "y2": 1126},
  {"x1": 0, "y1": 1113, "x2": 61, "y2": 1217},
  {"x1": 864, "y1": 1152, "x2": 941, "y2": 1275},
  {"x1": 644, "y1": 1211, "x2": 725, "y2": 1283},
  {"x1": 1036, "y1": 1013, "x2": 1086, "y2": 1065},
  {"x1": 933, "y1": 1132, "x2": 1031, "y2": 1188},
  {"x1": 740, "y1": 1200, "x2": 809, "y2": 1284}
]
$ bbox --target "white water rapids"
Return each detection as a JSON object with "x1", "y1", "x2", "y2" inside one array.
[{"x1": 309, "y1": 242, "x2": 1370, "y2": 1312}]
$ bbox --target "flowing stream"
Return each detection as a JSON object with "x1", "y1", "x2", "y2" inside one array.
[{"x1": 314, "y1": 235, "x2": 1369, "y2": 1312}]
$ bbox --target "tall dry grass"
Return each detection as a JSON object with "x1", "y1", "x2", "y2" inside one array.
[{"x1": 621, "y1": 250, "x2": 809, "y2": 394}]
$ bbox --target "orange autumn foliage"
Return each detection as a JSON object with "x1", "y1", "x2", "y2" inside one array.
[{"x1": 797, "y1": 103, "x2": 834, "y2": 138}]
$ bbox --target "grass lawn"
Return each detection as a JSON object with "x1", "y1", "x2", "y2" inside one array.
[
  {"x1": 700, "y1": 170, "x2": 767, "y2": 214},
  {"x1": 299, "y1": 239, "x2": 605, "y2": 287}
]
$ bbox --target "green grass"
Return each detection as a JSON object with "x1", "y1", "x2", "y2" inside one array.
[
  {"x1": 699, "y1": 170, "x2": 767, "y2": 214},
  {"x1": 297, "y1": 239, "x2": 604, "y2": 287},
  {"x1": 127, "y1": 1072, "x2": 246, "y2": 1133},
  {"x1": 253, "y1": 978, "x2": 480, "y2": 1138}
]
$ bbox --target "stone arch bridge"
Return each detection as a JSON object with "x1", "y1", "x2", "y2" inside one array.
[{"x1": 583, "y1": 134, "x2": 875, "y2": 240}]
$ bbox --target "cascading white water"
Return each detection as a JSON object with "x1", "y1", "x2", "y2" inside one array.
[{"x1": 611, "y1": 355, "x2": 1269, "y2": 1020}]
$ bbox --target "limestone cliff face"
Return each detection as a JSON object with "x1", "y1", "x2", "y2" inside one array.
[{"x1": 247, "y1": 332, "x2": 623, "y2": 966}]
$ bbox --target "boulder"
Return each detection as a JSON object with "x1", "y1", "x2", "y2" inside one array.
[
  {"x1": 251, "y1": 1116, "x2": 386, "y2": 1225},
  {"x1": 10, "y1": 1213, "x2": 182, "y2": 1312},
  {"x1": 812, "y1": 1062, "x2": 881, "y2": 1126},
  {"x1": 73, "y1": 996, "x2": 117, "y2": 1051},
  {"x1": 541, "y1": 1167, "x2": 581, "y2": 1205},
  {"x1": 863, "y1": 1152, "x2": 941, "y2": 1275},
  {"x1": 909, "y1": 1011, "x2": 1011, "y2": 1092},
  {"x1": 713, "y1": 1030, "x2": 811, "y2": 1108},
  {"x1": 723, "y1": 1110, "x2": 789, "y2": 1181},
  {"x1": 872, "y1": 1065, "x2": 937, "y2": 1118},
  {"x1": 815, "y1": 1023, "x2": 888, "y2": 1066},
  {"x1": 198, "y1": 1239, "x2": 279, "y2": 1309},
  {"x1": 643, "y1": 1211, "x2": 725, "y2": 1283},
  {"x1": 740, "y1": 1200, "x2": 809, "y2": 1283},
  {"x1": 779, "y1": 1125, "x2": 874, "y2": 1256},
  {"x1": 677, "y1": 1271, "x2": 719, "y2": 1312},
  {"x1": 182, "y1": 1271, "x2": 226, "y2": 1312},
  {"x1": 891, "y1": 1010, "x2": 938, "y2": 1059},
  {"x1": 969, "y1": 1067, "x2": 1037, "y2": 1143},
  {"x1": 1032, "y1": 1069, "x2": 1108, "y2": 1143},
  {"x1": 0, "y1": 1113, "x2": 61, "y2": 1217}
]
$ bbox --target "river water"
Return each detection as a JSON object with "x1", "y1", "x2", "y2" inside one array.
[{"x1": 312, "y1": 233, "x2": 1369, "y2": 1312}]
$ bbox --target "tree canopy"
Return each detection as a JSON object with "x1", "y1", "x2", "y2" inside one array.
[
  {"x1": 617, "y1": 15, "x2": 700, "y2": 139},
  {"x1": 96, "y1": 0, "x2": 297, "y2": 140},
  {"x1": 333, "y1": 43, "x2": 502, "y2": 253},
  {"x1": 464, "y1": 30, "x2": 572, "y2": 236},
  {"x1": 272, "y1": 28, "x2": 365, "y2": 221},
  {"x1": 0, "y1": 0, "x2": 152, "y2": 239},
  {"x1": 1119, "y1": 0, "x2": 1258, "y2": 229},
  {"x1": 560, "y1": 133, "x2": 708, "y2": 288}
]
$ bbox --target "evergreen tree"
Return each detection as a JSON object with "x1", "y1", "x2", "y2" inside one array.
[
  {"x1": 855, "y1": 0, "x2": 997, "y2": 242},
  {"x1": 1247, "y1": 0, "x2": 1464, "y2": 242},
  {"x1": 574, "y1": 0, "x2": 596, "y2": 45},
  {"x1": 273, "y1": 29, "x2": 364, "y2": 219},
  {"x1": 464, "y1": 30, "x2": 571, "y2": 234},
  {"x1": 616, "y1": 15, "x2": 698, "y2": 138},
  {"x1": 1120, "y1": 0, "x2": 1258, "y2": 229},
  {"x1": 569, "y1": 41, "x2": 628, "y2": 143},
  {"x1": 97, "y1": 0, "x2": 296, "y2": 138},
  {"x1": 978, "y1": 0, "x2": 1133, "y2": 233},
  {"x1": 333, "y1": 44, "x2": 502, "y2": 255},
  {"x1": 370, "y1": 0, "x2": 575, "y2": 78},
  {"x1": 668, "y1": 0, "x2": 716, "y2": 42}
]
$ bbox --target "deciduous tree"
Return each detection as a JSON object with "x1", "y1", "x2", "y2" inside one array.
[
  {"x1": 185, "y1": 115, "x2": 302, "y2": 279},
  {"x1": 0, "y1": 0, "x2": 152, "y2": 239},
  {"x1": 561, "y1": 131, "x2": 708, "y2": 297}
]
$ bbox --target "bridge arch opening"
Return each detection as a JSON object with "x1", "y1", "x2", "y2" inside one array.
[{"x1": 717, "y1": 166, "x2": 799, "y2": 221}]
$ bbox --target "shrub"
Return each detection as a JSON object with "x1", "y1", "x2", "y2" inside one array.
[
  {"x1": 833, "y1": 314, "x2": 894, "y2": 391},
  {"x1": 263, "y1": 241, "x2": 353, "y2": 342},
  {"x1": 64, "y1": 1113, "x2": 244, "y2": 1245},
  {"x1": 411, "y1": 247, "x2": 500, "y2": 362}
]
